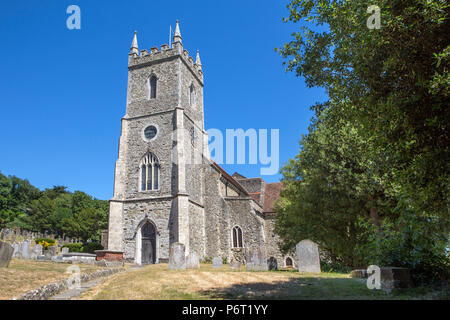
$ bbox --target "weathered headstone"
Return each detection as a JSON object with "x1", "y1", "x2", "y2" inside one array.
[
  {"x1": 12, "y1": 242, "x2": 19, "y2": 258},
  {"x1": 51, "y1": 255, "x2": 64, "y2": 263},
  {"x1": 381, "y1": 267, "x2": 412, "y2": 292},
  {"x1": 229, "y1": 260, "x2": 241, "y2": 270},
  {"x1": 62, "y1": 247, "x2": 69, "y2": 254},
  {"x1": 186, "y1": 252, "x2": 200, "y2": 269},
  {"x1": 296, "y1": 239, "x2": 321, "y2": 273},
  {"x1": 212, "y1": 257, "x2": 222, "y2": 268},
  {"x1": 0, "y1": 241, "x2": 14, "y2": 268},
  {"x1": 20, "y1": 240, "x2": 32, "y2": 260},
  {"x1": 48, "y1": 245, "x2": 58, "y2": 257},
  {"x1": 30, "y1": 244, "x2": 43, "y2": 260},
  {"x1": 44, "y1": 250, "x2": 52, "y2": 260},
  {"x1": 267, "y1": 257, "x2": 278, "y2": 271},
  {"x1": 351, "y1": 269, "x2": 368, "y2": 279},
  {"x1": 168, "y1": 242, "x2": 186, "y2": 270},
  {"x1": 246, "y1": 247, "x2": 268, "y2": 271}
]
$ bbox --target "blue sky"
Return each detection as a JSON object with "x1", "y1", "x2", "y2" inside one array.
[{"x1": 0, "y1": 0, "x2": 327, "y2": 200}]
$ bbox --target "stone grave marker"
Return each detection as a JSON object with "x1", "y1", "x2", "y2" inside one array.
[
  {"x1": 229, "y1": 260, "x2": 241, "y2": 270},
  {"x1": 12, "y1": 242, "x2": 19, "y2": 258},
  {"x1": 48, "y1": 245, "x2": 58, "y2": 257},
  {"x1": 186, "y1": 252, "x2": 200, "y2": 269},
  {"x1": 296, "y1": 239, "x2": 321, "y2": 273},
  {"x1": 0, "y1": 241, "x2": 14, "y2": 268},
  {"x1": 44, "y1": 250, "x2": 52, "y2": 260},
  {"x1": 168, "y1": 242, "x2": 186, "y2": 270},
  {"x1": 30, "y1": 244, "x2": 43, "y2": 260},
  {"x1": 62, "y1": 247, "x2": 69, "y2": 254},
  {"x1": 20, "y1": 240, "x2": 32, "y2": 260},
  {"x1": 212, "y1": 257, "x2": 222, "y2": 268},
  {"x1": 267, "y1": 257, "x2": 278, "y2": 271},
  {"x1": 246, "y1": 247, "x2": 268, "y2": 271}
]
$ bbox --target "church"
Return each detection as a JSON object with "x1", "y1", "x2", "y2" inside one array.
[{"x1": 105, "y1": 21, "x2": 297, "y2": 268}]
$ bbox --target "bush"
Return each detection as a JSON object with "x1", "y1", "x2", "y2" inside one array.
[
  {"x1": 35, "y1": 238, "x2": 56, "y2": 250},
  {"x1": 320, "y1": 260, "x2": 352, "y2": 274},
  {"x1": 82, "y1": 242, "x2": 103, "y2": 253},
  {"x1": 62, "y1": 243, "x2": 83, "y2": 253},
  {"x1": 61, "y1": 242, "x2": 103, "y2": 253}
]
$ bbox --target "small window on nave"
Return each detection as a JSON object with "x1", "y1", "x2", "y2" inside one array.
[{"x1": 232, "y1": 226, "x2": 243, "y2": 248}]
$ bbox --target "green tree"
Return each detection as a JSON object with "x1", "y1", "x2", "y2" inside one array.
[
  {"x1": 28, "y1": 196, "x2": 55, "y2": 232},
  {"x1": 276, "y1": 0, "x2": 449, "y2": 282},
  {"x1": 0, "y1": 172, "x2": 12, "y2": 227}
]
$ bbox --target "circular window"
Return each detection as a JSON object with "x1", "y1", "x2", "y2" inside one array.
[{"x1": 144, "y1": 125, "x2": 157, "y2": 140}]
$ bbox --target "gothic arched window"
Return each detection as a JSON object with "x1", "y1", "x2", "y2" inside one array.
[
  {"x1": 232, "y1": 226, "x2": 243, "y2": 248},
  {"x1": 189, "y1": 84, "x2": 195, "y2": 107},
  {"x1": 149, "y1": 75, "x2": 157, "y2": 99},
  {"x1": 140, "y1": 152, "x2": 160, "y2": 191}
]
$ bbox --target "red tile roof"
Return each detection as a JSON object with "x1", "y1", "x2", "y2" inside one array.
[
  {"x1": 248, "y1": 192, "x2": 261, "y2": 203},
  {"x1": 263, "y1": 182, "x2": 283, "y2": 212}
]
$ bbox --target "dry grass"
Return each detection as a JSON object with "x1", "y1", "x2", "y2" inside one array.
[
  {"x1": 79, "y1": 263, "x2": 395, "y2": 300},
  {"x1": 0, "y1": 259, "x2": 104, "y2": 300}
]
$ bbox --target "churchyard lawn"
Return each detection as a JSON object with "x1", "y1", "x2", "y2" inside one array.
[
  {"x1": 0, "y1": 259, "x2": 105, "y2": 300},
  {"x1": 78, "y1": 263, "x2": 446, "y2": 300}
]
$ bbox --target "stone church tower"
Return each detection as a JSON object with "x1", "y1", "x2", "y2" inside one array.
[
  {"x1": 107, "y1": 21, "x2": 297, "y2": 267},
  {"x1": 108, "y1": 21, "x2": 209, "y2": 263}
]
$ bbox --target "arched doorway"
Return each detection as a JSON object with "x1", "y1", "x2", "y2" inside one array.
[
  {"x1": 285, "y1": 257, "x2": 293, "y2": 268},
  {"x1": 141, "y1": 222, "x2": 156, "y2": 264}
]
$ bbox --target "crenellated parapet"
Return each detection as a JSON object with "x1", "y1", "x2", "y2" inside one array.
[{"x1": 128, "y1": 21, "x2": 203, "y2": 82}]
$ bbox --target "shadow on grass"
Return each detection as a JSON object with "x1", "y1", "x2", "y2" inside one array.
[{"x1": 198, "y1": 276, "x2": 392, "y2": 300}]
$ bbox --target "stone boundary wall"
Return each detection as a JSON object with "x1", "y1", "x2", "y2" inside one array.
[
  {"x1": 0, "y1": 227, "x2": 81, "y2": 245},
  {"x1": 15, "y1": 267, "x2": 125, "y2": 300}
]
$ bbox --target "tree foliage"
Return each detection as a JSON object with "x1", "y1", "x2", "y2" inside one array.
[
  {"x1": 275, "y1": 0, "x2": 449, "y2": 283},
  {"x1": 0, "y1": 171, "x2": 108, "y2": 242}
]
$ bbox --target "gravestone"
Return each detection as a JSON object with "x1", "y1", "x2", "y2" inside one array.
[
  {"x1": 20, "y1": 240, "x2": 32, "y2": 260},
  {"x1": 48, "y1": 245, "x2": 58, "y2": 257},
  {"x1": 30, "y1": 244, "x2": 43, "y2": 260},
  {"x1": 12, "y1": 242, "x2": 19, "y2": 258},
  {"x1": 212, "y1": 257, "x2": 222, "y2": 268},
  {"x1": 0, "y1": 241, "x2": 14, "y2": 268},
  {"x1": 246, "y1": 247, "x2": 268, "y2": 271},
  {"x1": 62, "y1": 247, "x2": 69, "y2": 254},
  {"x1": 351, "y1": 269, "x2": 368, "y2": 279},
  {"x1": 168, "y1": 242, "x2": 186, "y2": 270},
  {"x1": 229, "y1": 260, "x2": 241, "y2": 270},
  {"x1": 296, "y1": 239, "x2": 321, "y2": 273},
  {"x1": 381, "y1": 267, "x2": 412, "y2": 292},
  {"x1": 186, "y1": 252, "x2": 200, "y2": 269},
  {"x1": 267, "y1": 257, "x2": 278, "y2": 271},
  {"x1": 51, "y1": 255, "x2": 64, "y2": 263},
  {"x1": 44, "y1": 250, "x2": 52, "y2": 260}
]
